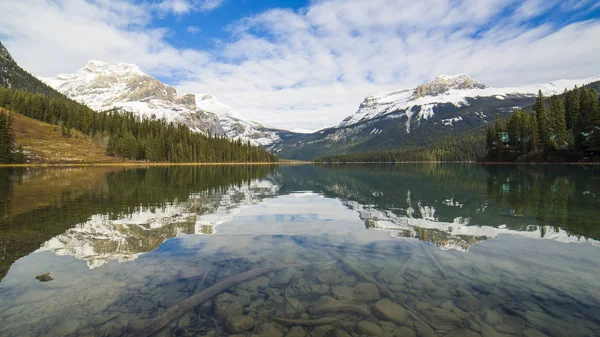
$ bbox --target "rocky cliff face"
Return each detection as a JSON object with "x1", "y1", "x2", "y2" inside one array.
[
  {"x1": 0, "y1": 41, "x2": 14, "y2": 64},
  {"x1": 412, "y1": 74, "x2": 486, "y2": 99}
]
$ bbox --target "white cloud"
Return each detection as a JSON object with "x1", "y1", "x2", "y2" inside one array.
[
  {"x1": 187, "y1": 25, "x2": 201, "y2": 34},
  {"x1": 0, "y1": 0, "x2": 599, "y2": 131},
  {"x1": 156, "y1": 0, "x2": 225, "y2": 15}
]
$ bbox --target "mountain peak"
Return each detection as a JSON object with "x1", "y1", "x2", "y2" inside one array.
[
  {"x1": 0, "y1": 41, "x2": 15, "y2": 63},
  {"x1": 413, "y1": 74, "x2": 486, "y2": 98},
  {"x1": 80, "y1": 60, "x2": 143, "y2": 77}
]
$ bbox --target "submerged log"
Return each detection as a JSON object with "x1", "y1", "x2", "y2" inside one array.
[
  {"x1": 129, "y1": 263, "x2": 307, "y2": 337},
  {"x1": 272, "y1": 314, "x2": 348, "y2": 326}
]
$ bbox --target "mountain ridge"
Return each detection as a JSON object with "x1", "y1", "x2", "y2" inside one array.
[
  {"x1": 273, "y1": 74, "x2": 600, "y2": 160},
  {"x1": 40, "y1": 61, "x2": 287, "y2": 147}
]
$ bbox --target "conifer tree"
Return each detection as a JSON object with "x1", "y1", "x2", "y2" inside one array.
[
  {"x1": 534, "y1": 90, "x2": 550, "y2": 150},
  {"x1": 549, "y1": 95, "x2": 567, "y2": 146},
  {"x1": 0, "y1": 112, "x2": 13, "y2": 163}
]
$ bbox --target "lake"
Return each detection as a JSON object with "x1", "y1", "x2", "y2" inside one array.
[{"x1": 0, "y1": 164, "x2": 598, "y2": 337}]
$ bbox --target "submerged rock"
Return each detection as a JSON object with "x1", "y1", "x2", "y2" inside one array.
[
  {"x1": 414, "y1": 321, "x2": 436, "y2": 337},
  {"x1": 483, "y1": 309, "x2": 503, "y2": 326},
  {"x1": 257, "y1": 323, "x2": 283, "y2": 337},
  {"x1": 356, "y1": 321, "x2": 383, "y2": 336},
  {"x1": 52, "y1": 319, "x2": 80, "y2": 335},
  {"x1": 332, "y1": 286, "x2": 354, "y2": 301},
  {"x1": 333, "y1": 330, "x2": 352, "y2": 337},
  {"x1": 443, "y1": 328, "x2": 481, "y2": 337},
  {"x1": 394, "y1": 326, "x2": 416, "y2": 337},
  {"x1": 354, "y1": 282, "x2": 380, "y2": 301},
  {"x1": 35, "y1": 272, "x2": 54, "y2": 282},
  {"x1": 226, "y1": 315, "x2": 255, "y2": 333},
  {"x1": 522, "y1": 328, "x2": 550, "y2": 337},
  {"x1": 311, "y1": 284, "x2": 330, "y2": 296},
  {"x1": 422, "y1": 307, "x2": 463, "y2": 331},
  {"x1": 372, "y1": 299, "x2": 407, "y2": 325},
  {"x1": 455, "y1": 295, "x2": 480, "y2": 312},
  {"x1": 285, "y1": 326, "x2": 306, "y2": 337},
  {"x1": 214, "y1": 293, "x2": 243, "y2": 320},
  {"x1": 271, "y1": 268, "x2": 298, "y2": 288},
  {"x1": 311, "y1": 324, "x2": 335, "y2": 337}
]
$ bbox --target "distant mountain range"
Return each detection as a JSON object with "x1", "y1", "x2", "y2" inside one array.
[
  {"x1": 39, "y1": 60, "x2": 284, "y2": 147},
  {"x1": 3, "y1": 40, "x2": 599, "y2": 160},
  {"x1": 271, "y1": 74, "x2": 600, "y2": 159}
]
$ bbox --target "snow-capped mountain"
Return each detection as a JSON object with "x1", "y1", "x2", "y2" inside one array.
[
  {"x1": 274, "y1": 74, "x2": 600, "y2": 160},
  {"x1": 40, "y1": 61, "x2": 282, "y2": 146},
  {"x1": 339, "y1": 74, "x2": 600, "y2": 128}
]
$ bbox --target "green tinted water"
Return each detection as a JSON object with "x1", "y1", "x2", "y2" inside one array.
[{"x1": 0, "y1": 164, "x2": 598, "y2": 337}]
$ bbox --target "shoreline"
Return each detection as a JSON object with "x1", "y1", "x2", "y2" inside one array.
[
  {"x1": 2, "y1": 161, "x2": 598, "y2": 167},
  {"x1": 313, "y1": 161, "x2": 600, "y2": 165},
  {"x1": 0, "y1": 161, "x2": 309, "y2": 168}
]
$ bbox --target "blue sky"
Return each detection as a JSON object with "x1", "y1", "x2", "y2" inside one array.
[
  {"x1": 1, "y1": 0, "x2": 600, "y2": 130},
  {"x1": 161, "y1": 0, "x2": 309, "y2": 52}
]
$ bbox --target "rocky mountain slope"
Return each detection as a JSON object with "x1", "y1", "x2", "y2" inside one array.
[
  {"x1": 40, "y1": 61, "x2": 284, "y2": 147},
  {"x1": 273, "y1": 74, "x2": 600, "y2": 160},
  {"x1": 0, "y1": 41, "x2": 64, "y2": 97}
]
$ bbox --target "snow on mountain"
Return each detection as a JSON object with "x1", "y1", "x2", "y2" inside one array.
[
  {"x1": 339, "y1": 74, "x2": 600, "y2": 129},
  {"x1": 196, "y1": 93, "x2": 282, "y2": 146},
  {"x1": 40, "y1": 61, "x2": 282, "y2": 147}
]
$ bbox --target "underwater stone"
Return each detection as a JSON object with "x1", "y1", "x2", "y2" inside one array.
[
  {"x1": 332, "y1": 330, "x2": 352, "y2": 337},
  {"x1": 468, "y1": 320, "x2": 481, "y2": 332},
  {"x1": 483, "y1": 309, "x2": 503, "y2": 326},
  {"x1": 455, "y1": 295, "x2": 480, "y2": 312},
  {"x1": 522, "y1": 328, "x2": 550, "y2": 337},
  {"x1": 332, "y1": 286, "x2": 354, "y2": 301},
  {"x1": 357, "y1": 321, "x2": 383, "y2": 336},
  {"x1": 214, "y1": 293, "x2": 243, "y2": 320},
  {"x1": 271, "y1": 268, "x2": 298, "y2": 288},
  {"x1": 226, "y1": 315, "x2": 255, "y2": 333},
  {"x1": 52, "y1": 319, "x2": 80, "y2": 335},
  {"x1": 353, "y1": 282, "x2": 380, "y2": 301},
  {"x1": 311, "y1": 284, "x2": 330, "y2": 296},
  {"x1": 442, "y1": 328, "x2": 481, "y2": 337},
  {"x1": 394, "y1": 326, "x2": 416, "y2": 337},
  {"x1": 257, "y1": 323, "x2": 283, "y2": 337},
  {"x1": 311, "y1": 325, "x2": 336, "y2": 337},
  {"x1": 422, "y1": 307, "x2": 463, "y2": 331},
  {"x1": 372, "y1": 299, "x2": 407, "y2": 325},
  {"x1": 415, "y1": 320, "x2": 436, "y2": 337},
  {"x1": 284, "y1": 326, "x2": 306, "y2": 337}
]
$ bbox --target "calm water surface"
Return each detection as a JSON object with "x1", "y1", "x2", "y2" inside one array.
[{"x1": 0, "y1": 164, "x2": 598, "y2": 337}]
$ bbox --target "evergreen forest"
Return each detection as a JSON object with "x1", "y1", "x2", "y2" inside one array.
[
  {"x1": 0, "y1": 87, "x2": 277, "y2": 163},
  {"x1": 485, "y1": 85, "x2": 600, "y2": 162}
]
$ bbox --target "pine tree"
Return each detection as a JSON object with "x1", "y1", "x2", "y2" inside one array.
[
  {"x1": 566, "y1": 86, "x2": 580, "y2": 131},
  {"x1": 534, "y1": 90, "x2": 550, "y2": 150},
  {"x1": 0, "y1": 112, "x2": 12, "y2": 163},
  {"x1": 549, "y1": 95, "x2": 567, "y2": 146}
]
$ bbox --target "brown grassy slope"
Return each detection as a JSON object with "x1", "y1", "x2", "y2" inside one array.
[{"x1": 1, "y1": 108, "x2": 123, "y2": 163}]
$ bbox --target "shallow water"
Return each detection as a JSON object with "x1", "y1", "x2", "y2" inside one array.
[{"x1": 0, "y1": 164, "x2": 598, "y2": 337}]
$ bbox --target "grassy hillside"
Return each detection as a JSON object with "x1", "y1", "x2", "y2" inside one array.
[{"x1": 1, "y1": 109, "x2": 124, "y2": 164}]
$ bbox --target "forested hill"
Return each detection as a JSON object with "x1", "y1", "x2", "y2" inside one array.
[
  {"x1": 484, "y1": 81, "x2": 600, "y2": 162},
  {"x1": 315, "y1": 80, "x2": 600, "y2": 163},
  {"x1": 0, "y1": 42, "x2": 63, "y2": 98},
  {"x1": 0, "y1": 41, "x2": 277, "y2": 164},
  {"x1": 313, "y1": 128, "x2": 485, "y2": 163}
]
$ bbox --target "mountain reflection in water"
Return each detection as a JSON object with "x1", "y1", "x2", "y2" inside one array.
[{"x1": 0, "y1": 164, "x2": 598, "y2": 337}]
